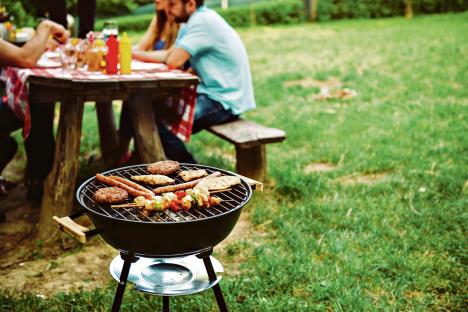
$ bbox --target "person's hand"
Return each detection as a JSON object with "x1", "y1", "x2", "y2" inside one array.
[
  {"x1": 46, "y1": 36, "x2": 60, "y2": 50},
  {"x1": 37, "y1": 20, "x2": 69, "y2": 44}
]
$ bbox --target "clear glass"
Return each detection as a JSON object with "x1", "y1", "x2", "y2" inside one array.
[{"x1": 60, "y1": 41, "x2": 78, "y2": 71}]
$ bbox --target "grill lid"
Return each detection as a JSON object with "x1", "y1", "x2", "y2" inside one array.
[{"x1": 76, "y1": 164, "x2": 252, "y2": 224}]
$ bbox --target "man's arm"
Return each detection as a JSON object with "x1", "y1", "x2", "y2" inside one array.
[
  {"x1": 166, "y1": 48, "x2": 191, "y2": 69},
  {"x1": 0, "y1": 20, "x2": 68, "y2": 68}
]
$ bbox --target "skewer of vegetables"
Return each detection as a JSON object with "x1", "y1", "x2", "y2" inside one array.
[{"x1": 132, "y1": 187, "x2": 222, "y2": 213}]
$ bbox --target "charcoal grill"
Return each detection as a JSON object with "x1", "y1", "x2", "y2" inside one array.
[{"x1": 53, "y1": 163, "x2": 254, "y2": 312}]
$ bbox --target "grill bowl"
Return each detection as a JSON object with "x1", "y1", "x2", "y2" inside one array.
[{"x1": 76, "y1": 164, "x2": 252, "y2": 257}]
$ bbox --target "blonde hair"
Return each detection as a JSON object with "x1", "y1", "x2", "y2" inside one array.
[{"x1": 147, "y1": 10, "x2": 179, "y2": 50}]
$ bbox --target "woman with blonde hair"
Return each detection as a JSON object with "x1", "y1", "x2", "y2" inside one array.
[
  {"x1": 132, "y1": 0, "x2": 179, "y2": 62},
  {"x1": 118, "y1": 0, "x2": 182, "y2": 165}
]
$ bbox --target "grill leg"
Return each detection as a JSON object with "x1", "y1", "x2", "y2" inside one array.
[
  {"x1": 111, "y1": 253, "x2": 136, "y2": 312},
  {"x1": 202, "y1": 256, "x2": 228, "y2": 312},
  {"x1": 162, "y1": 296, "x2": 170, "y2": 312}
]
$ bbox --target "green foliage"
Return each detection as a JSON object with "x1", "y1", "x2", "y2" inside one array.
[
  {"x1": 99, "y1": 0, "x2": 468, "y2": 31},
  {"x1": 0, "y1": 0, "x2": 38, "y2": 26},
  {"x1": 315, "y1": 0, "x2": 468, "y2": 20},
  {"x1": 219, "y1": 0, "x2": 305, "y2": 27},
  {"x1": 67, "y1": 0, "x2": 138, "y2": 17},
  {"x1": 95, "y1": 13, "x2": 154, "y2": 33}
]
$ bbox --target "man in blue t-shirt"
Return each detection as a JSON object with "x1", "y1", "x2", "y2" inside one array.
[{"x1": 160, "y1": 0, "x2": 256, "y2": 163}]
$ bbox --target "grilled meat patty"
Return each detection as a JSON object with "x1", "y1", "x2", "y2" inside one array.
[
  {"x1": 94, "y1": 187, "x2": 129, "y2": 204},
  {"x1": 147, "y1": 160, "x2": 180, "y2": 175}
]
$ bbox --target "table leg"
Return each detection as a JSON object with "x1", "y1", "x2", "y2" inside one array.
[
  {"x1": 36, "y1": 95, "x2": 84, "y2": 242},
  {"x1": 96, "y1": 101, "x2": 119, "y2": 165},
  {"x1": 128, "y1": 92, "x2": 166, "y2": 162}
]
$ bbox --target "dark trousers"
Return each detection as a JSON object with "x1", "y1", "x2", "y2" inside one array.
[
  {"x1": 0, "y1": 102, "x2": 55, "y2": 182},
  {"x1": 47, "y1": 0, "x2": 96, "y2": 38},
  {"x1": 157, "y1": 94, "x2": 238, "y2": 163},
  {"x1": 118, "y1": 95, "x2": 238, "y2": 164},
  {"x1": 0, "y1": 104, "x2": 21, "y2": 175}
]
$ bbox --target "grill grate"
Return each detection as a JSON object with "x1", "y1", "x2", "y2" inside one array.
[{"x1": 77, "y1": 164, "x2": 251, "y2": 223}]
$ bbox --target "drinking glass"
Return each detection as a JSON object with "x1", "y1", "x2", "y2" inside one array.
[{"x1": 60, "y1": 41, "x2": 78, "y2": 70}]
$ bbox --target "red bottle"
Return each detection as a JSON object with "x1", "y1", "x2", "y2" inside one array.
[{"x1": 105, "y1": 34, "x2": 119, "y2": 74}]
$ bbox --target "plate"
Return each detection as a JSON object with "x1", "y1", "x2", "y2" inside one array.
[
  {"x1": 15, "y1": 27, "x2": 34, "y2": 43},
  {"x1": 132, "y1": 61, "x2": 166, "y2": 71},
  {"x1": 109, "y1": 254, "x2": 223, "y2": 296},
  {"x1": 36, "y1": 59, "x2": 62, "y2": 68},
  {"x1": 42, "y1": 51, "x2": 61, "y2": 60}
]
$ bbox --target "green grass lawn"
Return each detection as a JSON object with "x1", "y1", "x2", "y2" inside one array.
[{"x1": 2, "y1": 12, "x2": 467, "y2": 311}]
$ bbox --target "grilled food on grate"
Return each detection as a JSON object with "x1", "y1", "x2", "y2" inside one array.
[
  {"x1": 195, "y1": 176, "x2": 241, "y2": 191},
  {"x1": 132, "y1": 187, "x2": 222, "y2": 214},
  {"x1": 131, "y1": 175, "x2": 175, "y2": 186},
  {"x1": 147, "y1": 160, "x2": 180, "y2": 175},
  {"x1": 94, "y1": 187, "x2": 129, "y2": 204},
  {"x1": 96, "y1": 174, "x2": 154, "y2": 199},
  {"x1": 153, "y1": 171, "x2": 221, "y2": 194},
  {"x1": 178, "y1": 170, "x2": 208, "y2": 182}
]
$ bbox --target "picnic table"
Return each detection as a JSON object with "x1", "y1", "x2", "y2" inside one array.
[{"x1": 3, "y1": 65, "x2": 198, "y2": 241}]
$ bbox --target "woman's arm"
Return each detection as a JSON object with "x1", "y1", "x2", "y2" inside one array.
[
  {"x1": 136, "y1": 16, "x2": 157, "y2": 51},
  {"x1": 132, "y1": 49, "x2": 169, "y2": 63}
]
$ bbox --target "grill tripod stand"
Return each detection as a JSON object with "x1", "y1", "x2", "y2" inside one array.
[{"x1": 111, "y1": 248, "x2": 228, "y2": 312}]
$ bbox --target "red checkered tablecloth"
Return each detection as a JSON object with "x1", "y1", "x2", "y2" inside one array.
[{"x1": 1, "y1": 65, "x2": 198, "y2": 141}]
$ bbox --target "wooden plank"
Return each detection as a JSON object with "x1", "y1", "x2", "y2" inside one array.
[
  {"x1": 128, "y1": 92, "x2": 166, "y2": 163},
  {"x1": 36, "y1": 94, "x2": 84, "y2": 242},
  {"x1": 208, "y1": 119, "x2": 286, "y2": 149}
]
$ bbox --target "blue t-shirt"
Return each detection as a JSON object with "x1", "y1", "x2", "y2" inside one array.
[
  {"x1": 154, "y1": 39, "x2": 165, "y2": 51},
  {"x1": 175, "y1": 6, "x2": 255, "y2": 115}
]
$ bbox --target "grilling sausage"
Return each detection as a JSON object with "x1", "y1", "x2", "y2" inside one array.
[
  {"x1": 96, "y1": 174, "x2": 154, "y2": 199},
  {"x1": 108, "y1": 175, "x2": 155, "y2": 196},
  {"x1": 153, "y1": 171, "x2": 222, "y2": 194}
]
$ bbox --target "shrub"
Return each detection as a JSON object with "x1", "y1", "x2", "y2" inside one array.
[
  {"x1": 315, "y1": 0, "x2": 467, "y2": 21},
  {"x1": 218, "y1": 0, "x2": 305, "y2": 27},
  {"x1": 95, "y1": 13, "x2": 154, "y2": 33},
  {"x1": 1, "y1": 0, "x2": 38, "y2": 26}
]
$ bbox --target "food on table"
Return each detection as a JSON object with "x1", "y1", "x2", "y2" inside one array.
[
  {"x1": 94, "y1": 187, "x2": 128, "y2": 204},
  {"x1": 131, "y1": 175, "x2": 175, "y2": 186},
  {"x1": 178, "y1": 169, "x2": 207, "y2": 182},
  {"x1": 195, "y1": 176, "x2": 241, "y2": 191},
  {"x1": 153, "y1": 171, "x2": 222, "y2": 194},
  {"x1": 147, "y1": 160, "x2": 180, "y2": 175},
  {"x1": 108, "y1": 175, "x2": 154, "y2": 195},
  {"x1": 96, "y1": 174, "x2": 153, "y2": 199}
]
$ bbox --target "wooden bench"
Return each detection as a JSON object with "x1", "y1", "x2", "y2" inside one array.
[{"x1": 208, "y1": 119, "x2": 286, "y2": 182}]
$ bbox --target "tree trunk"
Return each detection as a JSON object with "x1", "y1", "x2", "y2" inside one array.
[
  {"x1": 249, "y1": 0, "x2": 256, "y2": 26},
  {"x1": 404, "y1": 0, "x2": 414, "y2": 19},
  {"x1": 221, "y1": 0, "x2": 228, "y2": 10},
  {"x1": 304, "y1": 0, "x2": 318, "y2": 22}
]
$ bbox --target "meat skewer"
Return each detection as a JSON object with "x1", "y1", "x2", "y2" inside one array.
[
  {"x1": 108, "y1": 175, "x2": 155, "y2": 196},
  {"x1": 96, "y1": 174, "x2": 154, "y2": 199},
  {"x1": 153, "y1": 171, "x2": 222, "y2": 195}
]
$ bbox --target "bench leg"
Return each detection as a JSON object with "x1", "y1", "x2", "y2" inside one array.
[{"x1": 235, "y1": 145, "x2": 266, "y2": 182}]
